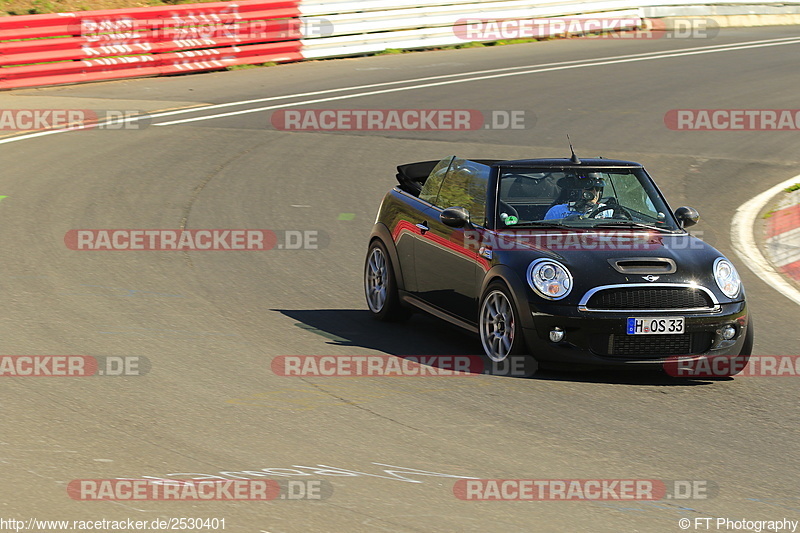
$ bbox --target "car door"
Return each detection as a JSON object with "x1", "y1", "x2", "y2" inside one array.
[
  {"x1": 412, "y1": 158, "x2": 490, "y2": 322},
  {"x1": 393, "y1": 156, "x2": 455, "y2": 293}
]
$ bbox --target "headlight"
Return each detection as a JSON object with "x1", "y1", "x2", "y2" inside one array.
[
  {"x1": 527, "y1": 259, "x2": 573, "y2": 300},
  {"x1": 714, "y1": 258, "x2": 741, "y2": 299}
]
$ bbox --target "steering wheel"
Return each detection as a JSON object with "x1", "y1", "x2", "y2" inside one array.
[
  {"x1": 586, "y1": 200, "x2": 633, "y2": 220},
  {"x1": 498, "y1": 201, "x2": 519, "y2": 225}
]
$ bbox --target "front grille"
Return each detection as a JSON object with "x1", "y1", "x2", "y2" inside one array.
[
  {"x1": 611, "y1": 334, "x2": 692, "y2": 357},
  {"x1": 590, "y1": 333, "x2": 712, "y2": 358},
  {"x1": 585, "y1": 287, "x2": 714, "y2": 311}
]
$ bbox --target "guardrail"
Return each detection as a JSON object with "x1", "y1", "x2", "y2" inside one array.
[
  {"x1": 298, "y1": 0, "x2": 800, "y2": 59},
  {"x1": 0, "y1": 0, "x2": 302, "y2": 89},
  {"x1": 299, "y1": 5, "x2": 643, "y2": 59},
  {"x1": 1, "y1": 0, "x2": 799, "y2": 89}
]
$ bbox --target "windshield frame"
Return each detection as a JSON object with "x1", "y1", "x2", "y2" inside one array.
[{"x1": 492, "y1": 165, "x2": 683, "y2": 232}]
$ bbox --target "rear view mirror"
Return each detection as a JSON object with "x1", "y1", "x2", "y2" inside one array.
[
  {"x1": 674, "y1": 206, "x2": 700, "y2": 228},
  {"x1": 441, "y1": 207, "x2": 470, "y2": 228}
]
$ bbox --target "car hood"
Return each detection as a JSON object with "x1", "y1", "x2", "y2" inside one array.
[{"x1": 487, "y1": 229, "x2": 739, "y2": 303}]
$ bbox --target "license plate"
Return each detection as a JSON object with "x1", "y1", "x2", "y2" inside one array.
[{"x1": 627, "y1": 317, "x2": 684, "y2": 335}]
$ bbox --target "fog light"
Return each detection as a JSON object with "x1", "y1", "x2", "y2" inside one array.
[
  {"x1": 721, "y1": 325, "x2": 736, "y2": 340},
  {"x1": 549, "y1": 328, "x2": 565, "y2": 343}
]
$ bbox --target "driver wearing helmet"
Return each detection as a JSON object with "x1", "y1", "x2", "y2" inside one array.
[{"x1": 544, "y1": 172, "x2": 612, "y2": 220}]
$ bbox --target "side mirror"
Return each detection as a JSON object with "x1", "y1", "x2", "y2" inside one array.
[
  {"x1": 674, "y1": 206, "x2": 700, "y2": 228},
  {"x1": 441, "y1": 207, "x2": 470, "y2": 228}
]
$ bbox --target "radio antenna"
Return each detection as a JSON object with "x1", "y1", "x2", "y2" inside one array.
[{"x1": 567, "y1": 134, "x2": 581, "y2": 164}]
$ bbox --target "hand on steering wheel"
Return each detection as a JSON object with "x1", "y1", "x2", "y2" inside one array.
[{"x1": 586, "y1": 202, "x2": 632, "y2": 220}]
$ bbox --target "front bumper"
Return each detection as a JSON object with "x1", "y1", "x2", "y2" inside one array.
[{"x1": 523, "y1": 301, "x2": 748, "y2": 367}]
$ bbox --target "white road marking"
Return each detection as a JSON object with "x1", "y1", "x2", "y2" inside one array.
[
  {"x1": 0, "y1": 36, "x2": 798, "y2": 143},
  {"x1": 131, "y1": 35, "x2": 800, "y2": 120},
  {"x1": 152, "y1": 37, "x2": 800, "y2": 126},
  {"x1": 731, "y1": 174, "x2": 800, "y2": 307}
]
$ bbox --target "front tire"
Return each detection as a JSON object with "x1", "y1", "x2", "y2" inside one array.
[
  {"x1": 364, "y1": 240, "x2": 411, "y2": 321},
  {"x1": 479, "y1": 282, "x2": 526, "y2": 362}
]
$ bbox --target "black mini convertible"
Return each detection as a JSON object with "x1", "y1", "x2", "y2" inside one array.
[{"x1": 364, "y1": 156, "x2": 752, "y2": 370}]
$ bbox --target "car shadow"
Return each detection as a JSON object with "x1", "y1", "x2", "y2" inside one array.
[
  {"x1": 273, "y1": 308, "x2": 478, "y2": 355},
  {"x1": 532, "y1": 366, "x2": 722, "y2": 386},
  {"x1": 273, "y1": 308, "x2": 718, "y2": 387}
]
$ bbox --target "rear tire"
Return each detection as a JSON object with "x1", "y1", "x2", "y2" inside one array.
[{"x1": 364, "y1": 240, "x2": 411, "y2": 322}]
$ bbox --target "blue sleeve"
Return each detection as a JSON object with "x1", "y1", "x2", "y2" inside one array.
[{"x1": 544, "y1": 204, "x2": 570, "y2": 219}]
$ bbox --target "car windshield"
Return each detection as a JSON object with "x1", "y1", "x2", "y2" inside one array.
[{"x1": 496, "y1": 167, "x2": 681, "y2": 231}]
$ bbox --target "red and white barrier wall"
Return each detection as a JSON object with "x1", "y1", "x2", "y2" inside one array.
[
  {"x1": 0, "y1": 0, "x2": 303, "y2": 89},
  {"x1": 1, "y1": 0, "x2": 800, "y2": 90},
  {"x1": 766, "y1": 189, "x2": 800, "y2": 283}
]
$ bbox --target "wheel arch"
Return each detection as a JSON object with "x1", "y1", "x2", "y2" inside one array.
[
  {"x1": 480, "y1": 265, "x2": 535, "y2": 330},
  {"x1": 368, "y1": 223, "x2": 406, "y2": 292}
]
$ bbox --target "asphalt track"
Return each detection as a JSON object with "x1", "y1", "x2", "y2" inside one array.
[{"x1": 1, "y1": 26, "x2": 799, "y2": 533}]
